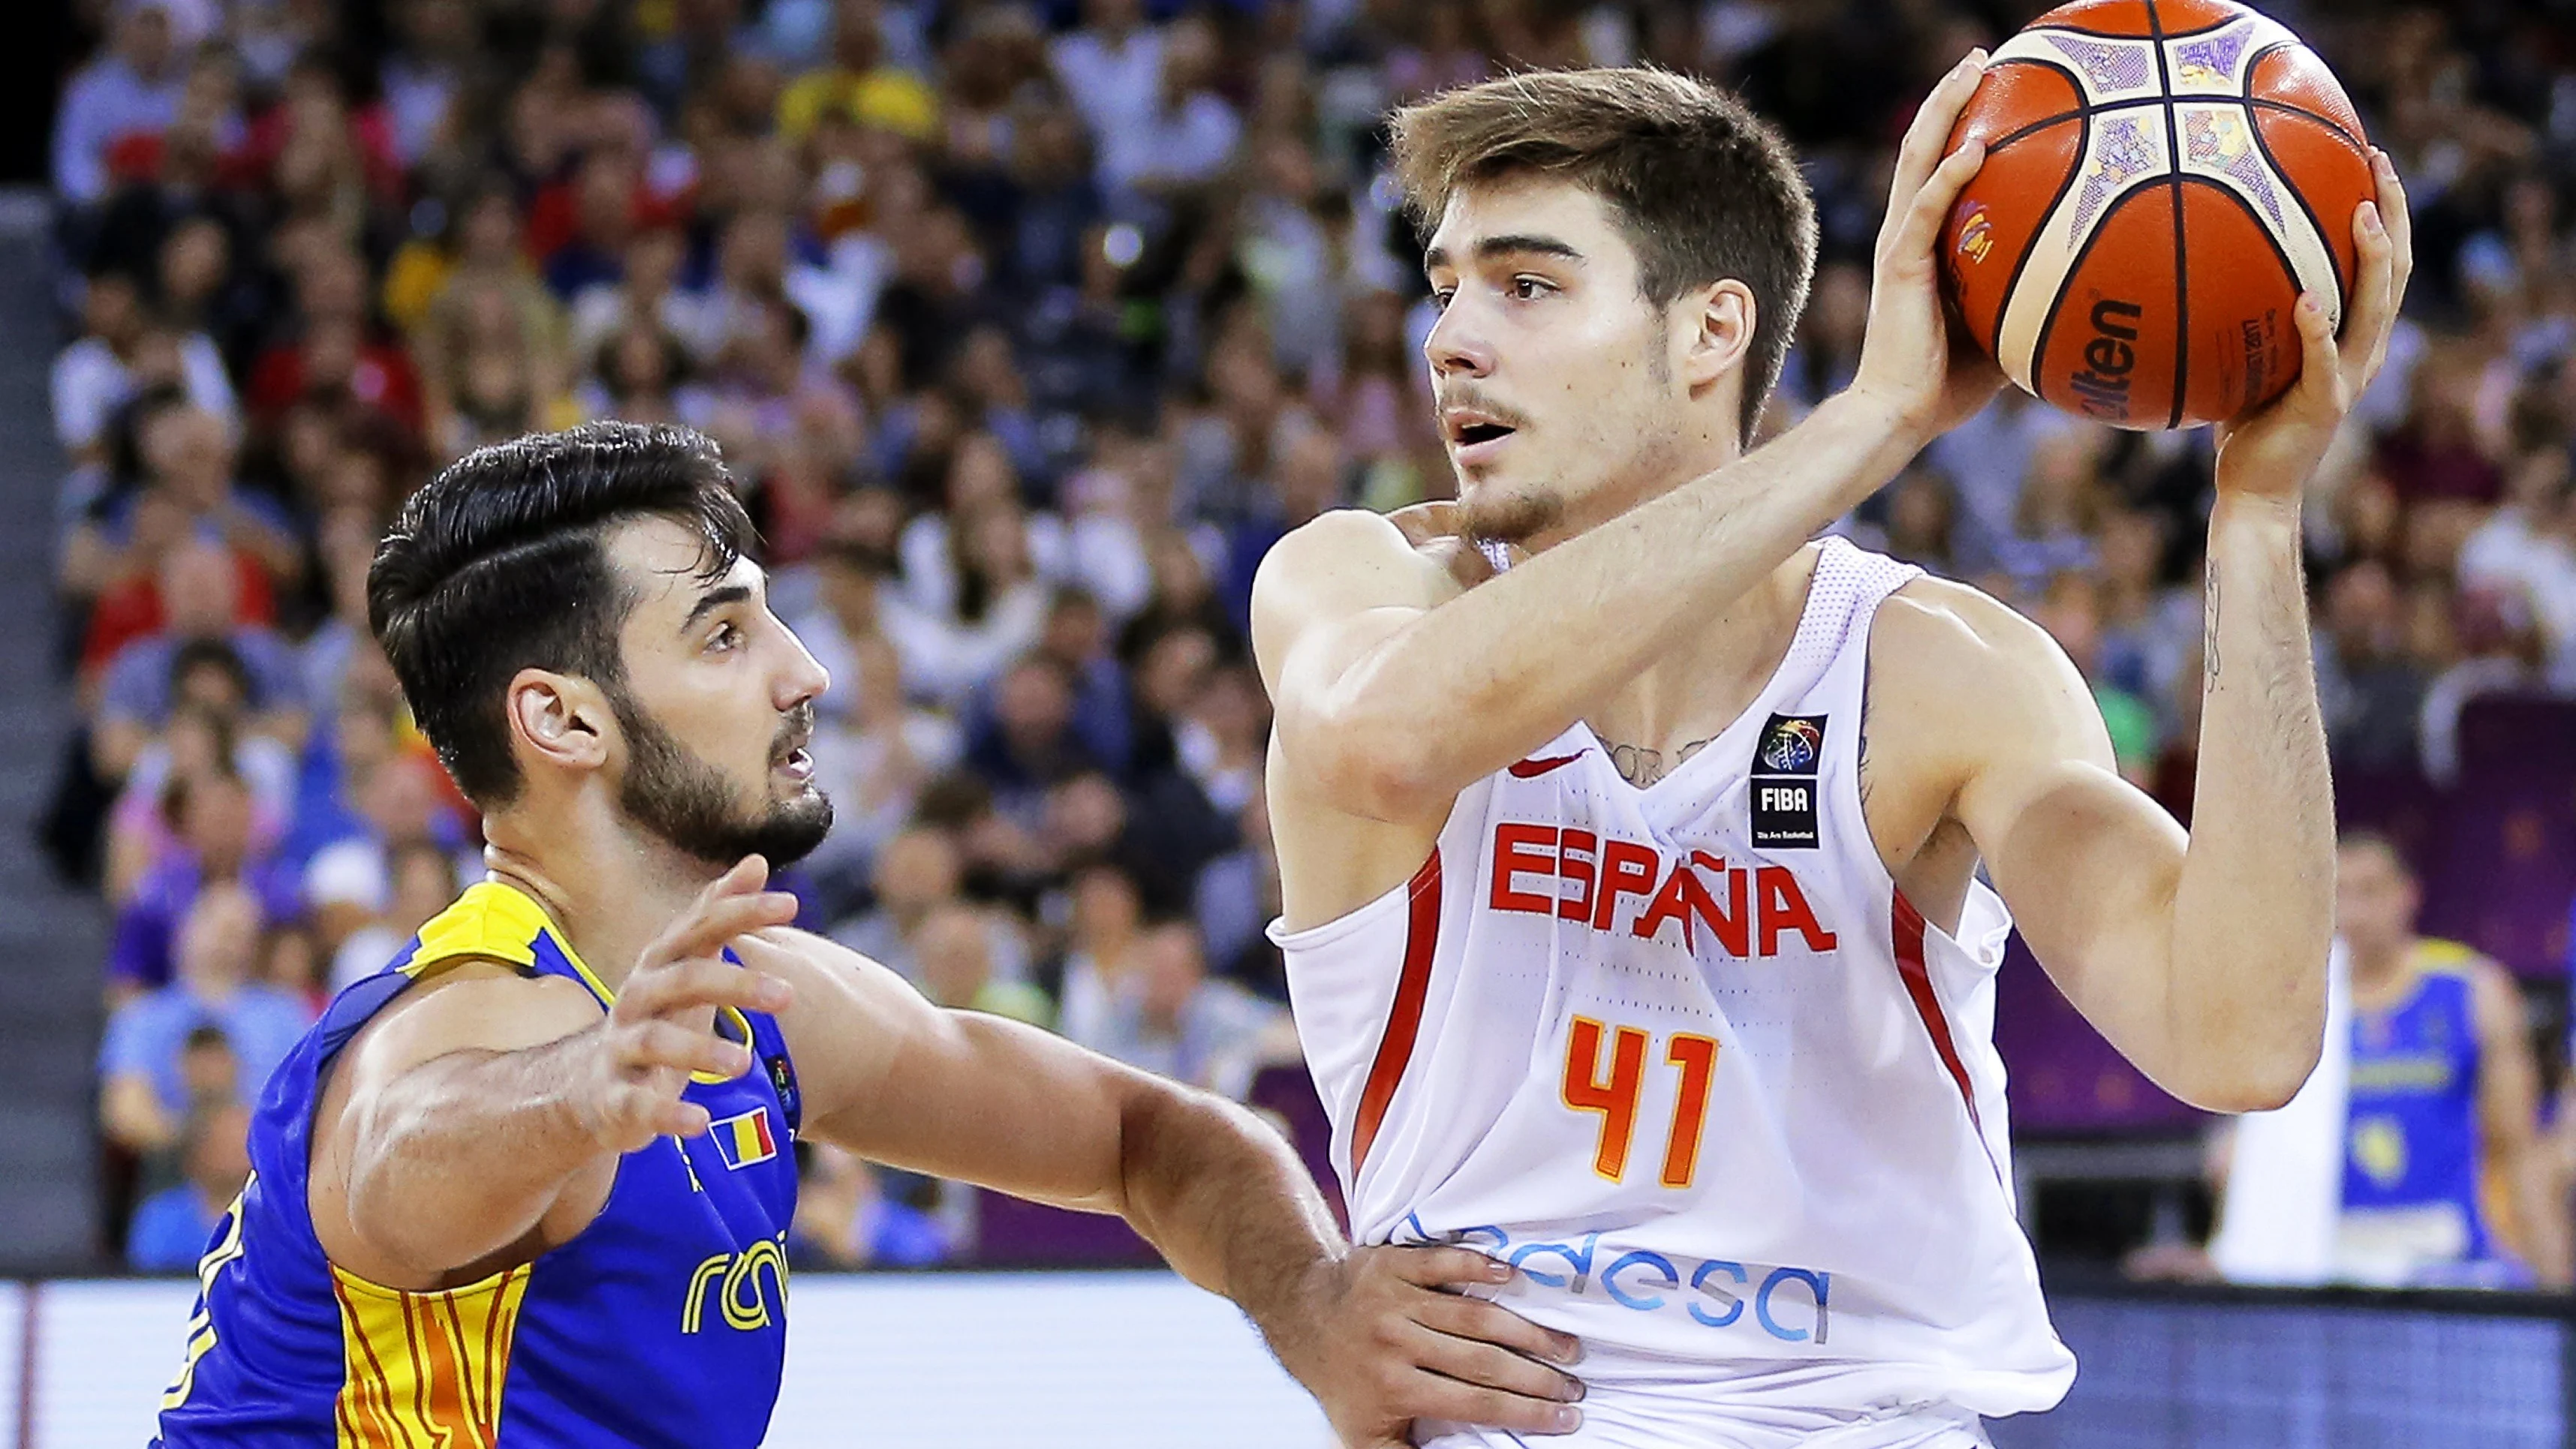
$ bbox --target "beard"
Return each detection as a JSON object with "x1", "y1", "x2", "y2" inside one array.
[
  {"x1": 1458, "y1": 482, "x2": 1564, "y2": 547},
  {"x1": 611, "y1": 693, "x2": 833, "y2": 870}
]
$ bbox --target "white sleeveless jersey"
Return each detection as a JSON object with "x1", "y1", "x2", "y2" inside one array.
[{"x1": 1272, "y1": 540, "x2": 2074, "y2": 1445}]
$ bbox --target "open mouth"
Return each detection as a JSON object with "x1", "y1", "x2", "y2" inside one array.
[
  {"x1": 775, "y1": 745, "x2": 814, "y2": 780},
  {"x1": 1457, "y1": 422, "x2": 1514, "y2": 446}
]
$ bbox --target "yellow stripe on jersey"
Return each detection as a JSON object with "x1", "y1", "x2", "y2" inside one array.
[
  {"x1": 330, "y1": 1261, "x2": 531, "y2": 1449},
  {"x1": 407, "y1": 882, "x2": 744, "y2": 1081},
  {"x1": 408, "y1": 882, "x2": 617, "y2": 1009}
]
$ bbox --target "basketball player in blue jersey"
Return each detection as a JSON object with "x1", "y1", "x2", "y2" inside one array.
[
  {"x1": 2333, "y1": 833, "x2": 2566, "y2": 1287},
  {"x1": 153, "y1": 422, "x2": 1591, "y2": 1449}
]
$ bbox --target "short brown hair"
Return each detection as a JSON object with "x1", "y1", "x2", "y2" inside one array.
[{"x1": 1392, "y1": 68, "x2": 1819, "y2": 443}]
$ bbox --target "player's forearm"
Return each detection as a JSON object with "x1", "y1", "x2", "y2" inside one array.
[
  {"x1": 345, "y1": 1038, "x2": 615, "y2": 1273},
  {"x1": 2511, "y1": 1144, "x2": 2573, "y2": 1286},
  {"x1": 1331, "y1": 391, "x2": 1923, "y2": 810},
  {"x1": 2168, "y1": 494, "x2": 2334, "y2": 1111},
  {"x1": 1112, "y1": 1076, "x2": 1347, "y2": 1343}
]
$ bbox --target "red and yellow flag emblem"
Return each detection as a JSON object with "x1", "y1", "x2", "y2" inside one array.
[{"x1": 709, "y1": 1108, "x2": 778, "y2": 1170}]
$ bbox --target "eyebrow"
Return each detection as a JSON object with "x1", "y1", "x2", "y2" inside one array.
[
  {"x1": 682, "y1": 582, "x2": 753, "y2": 633},
  {"x1": 1422, "y1": 233, "x2": 1588, "y2": 273}
]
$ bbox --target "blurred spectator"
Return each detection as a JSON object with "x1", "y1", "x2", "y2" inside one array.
[
  {"x1": 260, "y1": 922, "x2": 329, "y2": 1016},
  {"x1": 91, "y1": 537, "x2": 308, "y2": 783},
  {"x1": 829, "y1": 825, "x2": 1028, "y2": 987},
  {"x1": 103, "y1": 699, "x2": 294, "y2": 902},
  {"x1": 1094, "y1": 13, "x2": 1239, "y2": 198},
  {"x1": 789, "y1": 1141, "x2": 950, "y2": 1270},
  {"x1": 913, "y1": 900, "x2": 1050, "y2": 1026},
  {"x1": 302, "y1": 753, "x2": 470, "y2": 953},
  {"x1": 1057, "y1": 861, "x2": 1145, "y2": 1045},
  {"x1": 53, "y1": 267, "x2": 237, "y2": 464},
  {"x1": 53, "y1": 0, "x2": 186, "y2": 206},
  {"x1": 1196, "y1": 789, "x2": 1284, "y2": 997},
  {"x1": 2319, "y1": 558, "x2": 2430, "y2": 771},
  {"x1": 329, "y1": 838, "x2": 463, "y2": 991},
  {"x1": 108, "y1": 769, "x2": 301, "y2": 998},
  {"x1": 127, "y1": 1097, "x2": 252, "y2": 1272},
  {"x1": 2033, "y1": 572, "x2": 2159, "y2": 789},
  {"x1": 777, "y1": 0, "x2": 940, "y2": 144},
  {"x1": 101, "y1": 883, "x2": 308, "y2": 1157},
  {"x1": 1063, "y1": 918, "x2": 1295, "y2": 1099},
  {"x1": 964, "y1": 657, "x2": 1101, "y2": 828}
]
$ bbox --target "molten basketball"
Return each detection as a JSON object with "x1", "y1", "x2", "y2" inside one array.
[{"x1": 1939, "y1": 0, "x2": 2373, "y2": 430}]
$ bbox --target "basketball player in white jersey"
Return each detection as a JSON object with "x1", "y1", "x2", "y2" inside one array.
[{"x1": 1250, "y1": 59, "x2": 2412, "y2": 1447}]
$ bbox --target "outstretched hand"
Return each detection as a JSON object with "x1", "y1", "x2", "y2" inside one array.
[
  {"x1": 1269, "y1": 1244, "x2": 1585, "y2": 1446},
  {"x1": 2213, "y1": 149, "x2": 2414, "y2": 500},
  {"x1": 1849, "y1": 48, "x2": 2009, "y2": 446},
  {"x1": 568, "y1": 856, "x2": 799, "y2": 1153}
]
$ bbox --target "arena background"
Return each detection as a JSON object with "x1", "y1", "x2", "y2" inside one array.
[{"x1": 9, "y1": 0, "x2": 2576, "y2": 1443}]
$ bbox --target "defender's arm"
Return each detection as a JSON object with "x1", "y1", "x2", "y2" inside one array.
[{"x1": 760, "y1": 928, "x2": 1588, "y2": 1445}]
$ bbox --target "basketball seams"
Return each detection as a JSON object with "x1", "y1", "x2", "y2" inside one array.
[
  {"x1": 2245, "y1": 96, "x2": 2367, "y2": 153},
  {"x1": 2026, "y1": 184, "x2": 2160, "y2": 418},
  {"x1": 1988, "y1": 118, "x2": 2096, "y2": 362},
  {"x1": 2237, "y1": 106, "x2": 2352, "y2": 322},
  {"x1": 2144, "y1": 0, "x2": 2190, "y2": 429}
]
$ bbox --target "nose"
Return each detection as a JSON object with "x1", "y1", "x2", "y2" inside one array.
[
  {"x1": 1423, "y1": 295, "x2": 1494, "y2": 380},
  {"x1": 776, "y1": 621, "x2": 831, "y2": 712}
]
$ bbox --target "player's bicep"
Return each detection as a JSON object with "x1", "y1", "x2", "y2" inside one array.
[
  {"x1": 763, "y1": 931, "x2": 1138, "y2": 1211},
  {"x1": 1921, "y1": 592, "x2": 2191, "y2": 1060}
]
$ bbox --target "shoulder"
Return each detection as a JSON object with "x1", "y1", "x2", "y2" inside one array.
[
  {"x1": 1870, "y1": 576, "x2": 2096, "y2": 726},
  {"x1": 1250, "y1": 509, "x2": 1474, "y2": 629},
  {"x1": 339, "y1": 962, "x2": 600, "y2": 1088}
]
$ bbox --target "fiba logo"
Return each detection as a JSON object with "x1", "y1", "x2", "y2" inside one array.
[{"x1": 1757, "y1": 719, "x2": 1822, "y2": 774}]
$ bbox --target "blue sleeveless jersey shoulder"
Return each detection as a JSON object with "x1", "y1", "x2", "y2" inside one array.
[{"x1": 154, "y1": 881, "x2": 803, "y2": 1447}]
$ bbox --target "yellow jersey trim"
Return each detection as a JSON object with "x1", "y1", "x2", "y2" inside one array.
[{"x1": 405, "y1": 881, "x2": 756, "y2": 1084}]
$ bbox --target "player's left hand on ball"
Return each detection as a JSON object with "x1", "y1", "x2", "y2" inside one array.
[
  {"x1": 2213, "y1": 148, "x2": 2413, "y2": 499},
  {"x1": 1279, "y1": 1244, "x2": 1584, "y2": 1445}
]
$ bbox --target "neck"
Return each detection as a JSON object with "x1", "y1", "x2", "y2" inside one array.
[
  {"x1": 2348, "y1": 936, "x2": 2416, "y2": 1000},
  {"x1": 480, "y1": 789, "x2": 729, "y2": 994},
  {"x1": 185, "y1": 973, "x2": 243, "y2": 1005},
  {"x1": 1590, "y1": 545, "x2": 1820, "y2": 756}
]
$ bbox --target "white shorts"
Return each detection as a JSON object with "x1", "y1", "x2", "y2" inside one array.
[{"x1": 1417, "y1": 1404, "x2": 1993, "y2": 1449}]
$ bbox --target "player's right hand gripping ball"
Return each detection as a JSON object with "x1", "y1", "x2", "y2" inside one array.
[{"x1": 1937, "y1": 0, "x2": 2374, "y2": 430}]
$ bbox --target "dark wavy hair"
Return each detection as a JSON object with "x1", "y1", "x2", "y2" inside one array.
[{"x1": 368, "y1": 422, "x2": 756, "y2": 807}]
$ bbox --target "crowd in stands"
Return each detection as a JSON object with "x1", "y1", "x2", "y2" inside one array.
[{"x1": 41, "y1": 0, "x2": 2576, "y2": 1272}]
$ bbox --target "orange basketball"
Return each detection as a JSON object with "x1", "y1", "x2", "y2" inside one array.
[{"x1": 1938, "y1": 0, "x2": 2374, "y2": 430}]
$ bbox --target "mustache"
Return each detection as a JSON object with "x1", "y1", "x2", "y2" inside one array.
[
  {"x1": 1433, "y1": 386, "x2": 1533, "y2": 432},
  {"x1": 771, "y1": 703, "x2": 816, "y2": 762}
]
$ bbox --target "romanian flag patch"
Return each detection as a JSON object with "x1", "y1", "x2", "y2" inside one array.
[{"x1": 709, "y1": 1107, "x2": 778, "y2": 1169}]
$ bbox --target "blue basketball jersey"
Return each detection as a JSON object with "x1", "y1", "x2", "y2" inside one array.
[
  {"x1": 155, "y1": 881, "x2": 803, "y2": 1447},
  {"x1": 2340, "y1": 942, "x2": 2491, "y2": 1261}
]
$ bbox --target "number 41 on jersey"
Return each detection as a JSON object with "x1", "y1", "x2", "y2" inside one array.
[{"x1": 1563, "y1": 1018, "x2": 1720, "y2": 1189}]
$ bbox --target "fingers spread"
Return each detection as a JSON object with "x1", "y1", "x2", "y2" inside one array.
[
  {"x1": 624, "y1": 957, "x2": 796, "y2": 1021},
  {"x1": 645, "y1": 891, "x2": 802, "y2": 975},
  {"x1": 618, "y1": 1018, "x2": 753, "y2": 1079}
]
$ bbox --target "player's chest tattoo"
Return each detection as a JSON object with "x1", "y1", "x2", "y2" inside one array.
[{"x1": 1600, "y1": 735, "x2": 1722, "y2": 788}]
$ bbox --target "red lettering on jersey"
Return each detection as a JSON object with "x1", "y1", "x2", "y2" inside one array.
[
  {"x1": 1591, "y1": 840, "x2": 1661, "y2": 933},
  {"x1": 1757, "y1": 866, "x2": 1838, "y2": 955},
  {"x1": 1482, "y1": 826, "x2": 1833, "y2": 960},
  {"x1": 1685, "y1": 852, "x2": 1752, "y2": 957},
  {"x1": 1557, "y1": 829, "x2": 1598, "y2": 924},
  {"x1": 1491, "y1": 824, "x2": 1557, "y2": 914}
]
